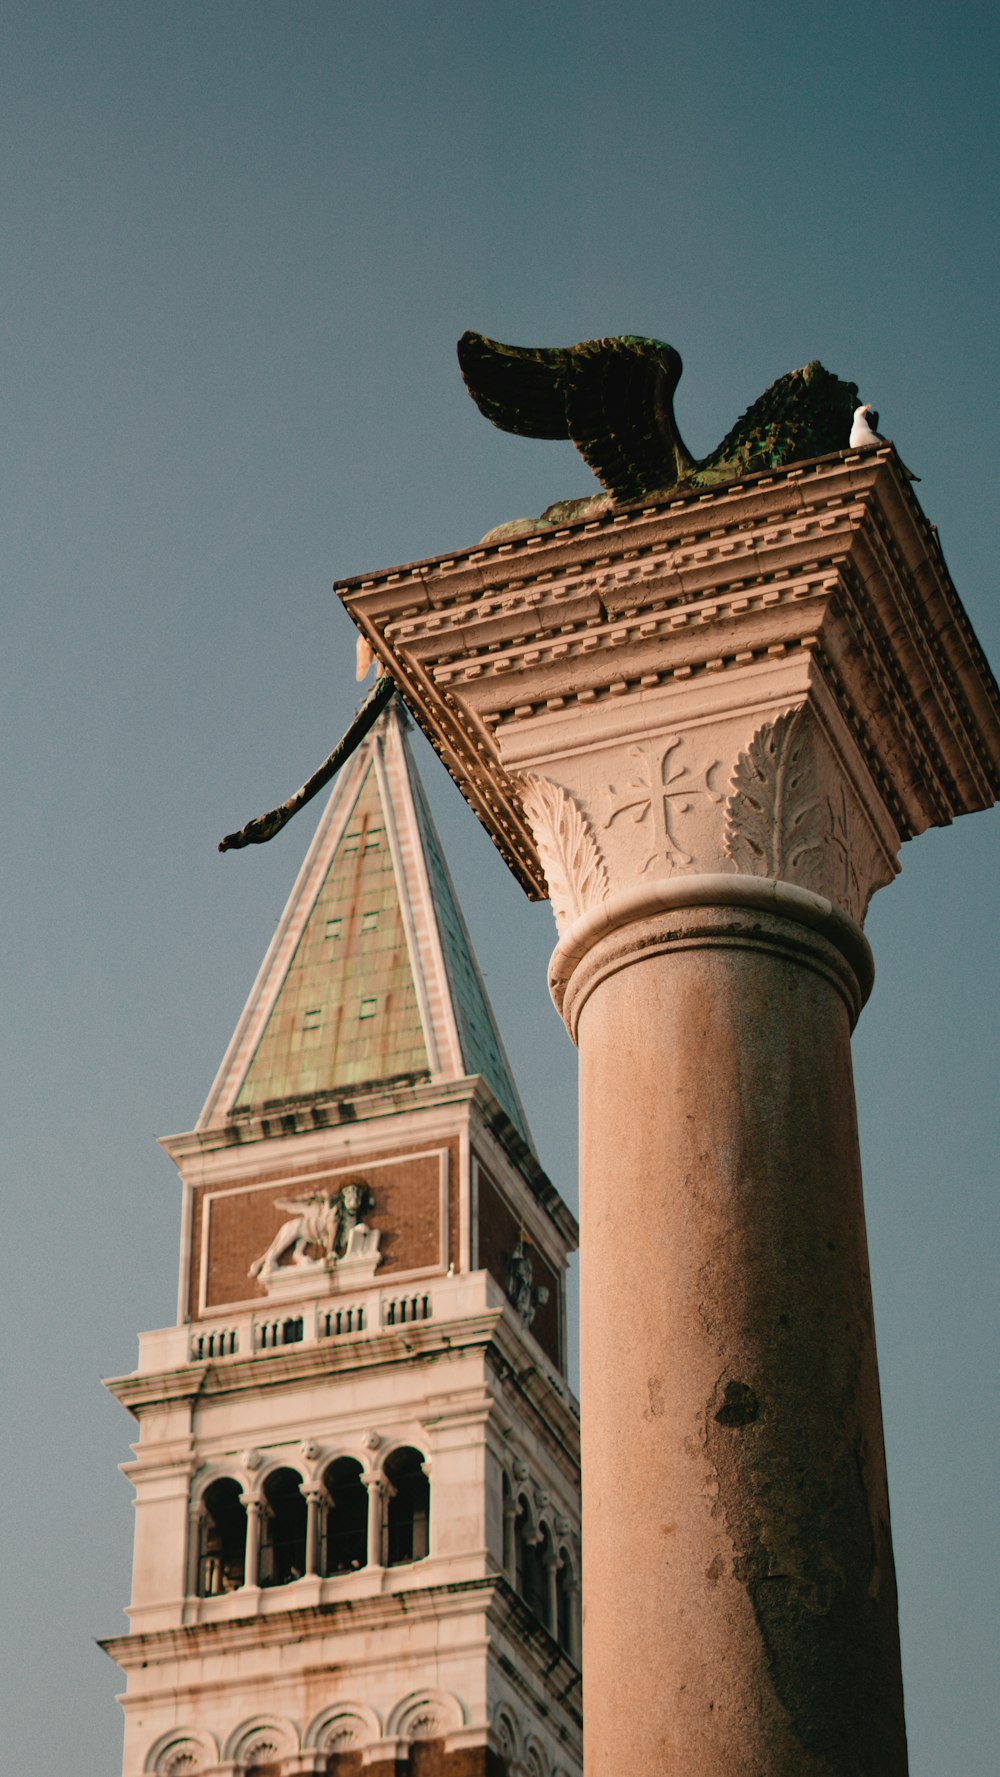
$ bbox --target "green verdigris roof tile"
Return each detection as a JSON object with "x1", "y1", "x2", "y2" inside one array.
[
  {"x1": 409, "y1": 762, "x2": 528, "y2": 1140},
  {"x1": 235, "y1": 763, "x2": 429, "y2": 1106},
  {"x1": 202, "y1": 700, "x2": 531, "y2": 1150}
]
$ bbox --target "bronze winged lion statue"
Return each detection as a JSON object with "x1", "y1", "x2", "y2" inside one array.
[{"x1": 457, "y1": 331, "x2": 860, "y2": 513}]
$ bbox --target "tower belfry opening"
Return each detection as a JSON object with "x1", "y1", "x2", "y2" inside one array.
[{"x1": 103, "y1": 698, "x2": 581, "y2": 1777}]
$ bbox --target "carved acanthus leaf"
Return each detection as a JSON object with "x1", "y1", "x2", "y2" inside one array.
[
  {"x1": 725, "y1": 709, "x2": 897, "y2": 921},
  {"x1": 517, "y1": 773, "x2": 609, "y2": 931},
  {"x1": 725, "y1": 710, "x2": 826, "y2": 881}
]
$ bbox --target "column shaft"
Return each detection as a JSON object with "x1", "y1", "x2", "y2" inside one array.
[
  {"x1": 573, "y1": 904, "x2": 906, "y2": 1777},
  {"x1": 303, "y1": 1491, "x2": 321, "y2": 1577},
  {"x1": 242, "y1": 1499, "x2": 262, "y2": 1590},
  {"x1": 364, "y1": 1478, "x2": 384, "y2": 1570},
  {"x1": 544, "y1": 1553, "x2": 559, "y2": 1636}
]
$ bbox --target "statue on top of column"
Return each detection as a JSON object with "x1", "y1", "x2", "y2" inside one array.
[{"x1": 457, "y1": 331, "x2": 862, "y2": 529}]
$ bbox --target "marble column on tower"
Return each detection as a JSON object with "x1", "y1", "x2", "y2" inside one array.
[{"x1": 339, "y1": 447, "x2": 1000, "y2": 1776}]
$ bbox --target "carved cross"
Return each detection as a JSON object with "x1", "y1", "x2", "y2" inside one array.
[{"x1": 601, "y1": 737, "x2": 723, "y2": 873}]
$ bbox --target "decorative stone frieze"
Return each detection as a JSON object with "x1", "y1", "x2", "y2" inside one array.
[
  {"x1": 303, "y1": 1702, "x2": 381, "y2": 1753},
  {"x1": 147, "y1": 1729, "x2": 219, "y2": 1775}
]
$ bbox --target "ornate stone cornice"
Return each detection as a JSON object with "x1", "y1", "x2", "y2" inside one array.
[{"x1": 338, "y1": 449, "x2": 1000, "y2": 916}]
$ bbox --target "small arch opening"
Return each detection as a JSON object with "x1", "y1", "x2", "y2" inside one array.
[
  {"x1": 197, "y1": 1477, "x2": 246, "y2": 1596},
  {"x1": 384, "y1": 1446, "x2": 429, "y2": 1566},
  {"x1": 259, "y1": 1467, "x2": 306, "y2": 1587},
  {"x1": 322, "y1": 1457, "x2": 369, "y2": 1574}
]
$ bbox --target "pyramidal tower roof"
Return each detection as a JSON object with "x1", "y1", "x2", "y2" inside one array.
[{"x1": 198, "y1": 696, "x2": 530, "y2": 1143}]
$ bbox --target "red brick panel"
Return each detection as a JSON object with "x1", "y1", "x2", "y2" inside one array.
[
  {"x1": 327, "y1": 1747, "x2": 507, "y2": 1777},
  {"x1": 476, "y1": 1165, "x2": 561, "y2": 1370},
  {"x1": 410, "y1": 1745, "x2": 509, "y2": 1777},
  {"x1": 323, "y1": 1753, "x2": 364, "y2": 1776},
  {"x1": 192, "y1": 1144, "x2": 457, "y2": 1314}
]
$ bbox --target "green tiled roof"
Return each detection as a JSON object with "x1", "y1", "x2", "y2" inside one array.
[
  {"x1": 235, "y1": 764, "x2": 429, "y2": 1106},
  {"x1": 411, "y1": 767, "x2": 528, "y2": 1142},
  {"x1": 217, "y1": 704, "x2": 532, "y2": 1145}
]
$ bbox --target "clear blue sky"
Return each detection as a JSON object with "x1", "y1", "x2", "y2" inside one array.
[{"x1": 2, "y1": 4, "x2": 997, "y2": 1771}]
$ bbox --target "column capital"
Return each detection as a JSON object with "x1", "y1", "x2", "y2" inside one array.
[{"x1": 338, "y1": 452, "x2": 1000, "y2": 923}]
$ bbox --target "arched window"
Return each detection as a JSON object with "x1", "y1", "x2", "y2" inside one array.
[
  {"x1": 259, "y1": 1467, "x2": 307, "y2": 1587},
  {"x1": 322, "y1": 1457, "x2": 368, "y2": 1574},
  {"x1": 384, "y1": 1446, "x2": 429, "y2": 1566},
  {"x1": 197, "y1": 1478, "x2": 246, "y2": 1596}
]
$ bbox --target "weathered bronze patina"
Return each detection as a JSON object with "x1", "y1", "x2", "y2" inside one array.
[
  {"x1": 458, "y1": 330, "x2": 859, "y2": 523},
  {"x1": 218, "y1": 672, "x2": 394, "y2": 852}
]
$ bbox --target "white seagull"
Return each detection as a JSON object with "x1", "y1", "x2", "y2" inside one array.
[
  {"x1": 850, "y1": 402, "x2": 920, "y2": 479},
  {"x1": 850, "y1": 402, "x2": 885, "y2": 448}
]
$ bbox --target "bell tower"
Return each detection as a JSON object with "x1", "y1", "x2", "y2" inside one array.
[{"x1": 103, "y1": 698, "x2": 581, "y2": 1777}]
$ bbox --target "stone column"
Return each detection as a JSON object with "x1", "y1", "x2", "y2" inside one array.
[
  {"x1": 302, "y1": 1487, "x2": 323, "y2": 1578},
  {"x1": 558, "y1": 883, "x2": 893, "y2": 1775},
  {"x1": 543, "y1": 1543, "x2": 559, "y2": 1639},
  {"x1": 565, "y1": 1573, "x2": 582, "y2": 1667},
  {"x1": 503, "y1": 1488, "x2": 518, "y2": 1580},
  {"x1": 340, "y1": 449, "x2": 1000, "y2": 1777},
  {"x1": 241, "y1": 1496, "x2": 262, "y2": 1591},
  {"x1": 363, "y1": 1474, "x2": 387, "y2": 1570}
]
